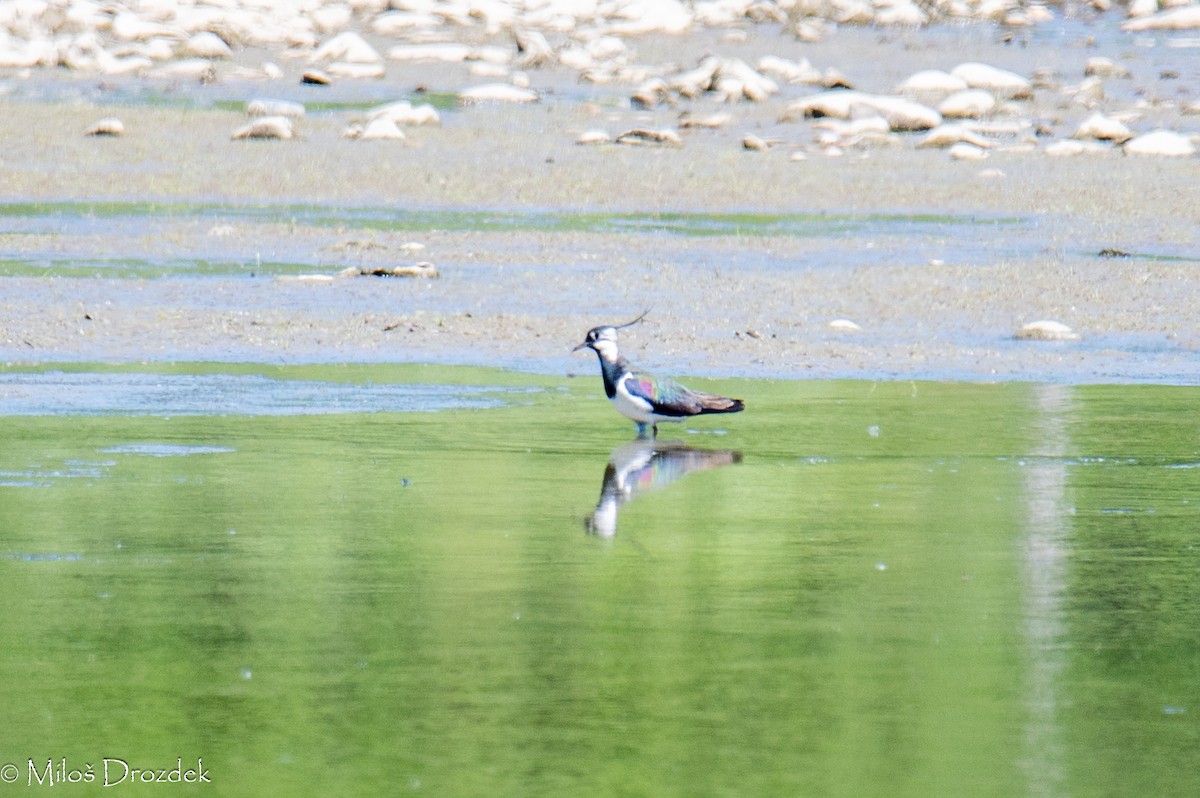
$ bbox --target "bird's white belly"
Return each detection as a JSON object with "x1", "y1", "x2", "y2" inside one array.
[{"x1": 612, "y1": 379, "x2": 679, "y2": 424}]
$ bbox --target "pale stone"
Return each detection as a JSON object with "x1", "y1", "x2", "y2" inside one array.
[
  {"x1": 1122, "y1": 5, "x2": 1200, "y2": 30},
  {"x1": 1014, "y1": 320, "x2": 1080, "y2": 341},
  {"x1": 247, "y1": 99, "x2": 305, "y2": 118},
  {"x1": 184, "y1": 31, "x2": 232, "y2": 59},
  {"x1": 459, "y1": 83, "x2": 539, "y2": 103},
  {"x1": 231, "y1": 115, "x2": 294, "y2": 140},
  {"x1": 84, "y1": 117, "x2": 124, "y2": 136},
  {"x1": 938, "y1": 89, "x2": 996, "y2": 118},
  {"x1": 576, "y1": 130, "x2": 612, "y2": 145},
  {"x1": 1073, "y1": 112, "x2": 1133, "y2": 143},
  {"x1": 897, "y1": 69, "x2": 969, "y2": 96},
  {"x1": 1123, "y1": 130, "x2": 1197, "y2": 156},
  {"x1": 951, "y1": 62, "x2": 1032, "y2": 99},
  {"x1": 311, "y1": 31, "x2": 380, "y2": 64}
]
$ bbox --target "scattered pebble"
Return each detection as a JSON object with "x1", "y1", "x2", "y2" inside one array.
[
  {"x1": 1073, "y1": 112, "x2": 1133, "y2": 144},
  {"x1": 459, "y1": 83, "x2": 539, "y2": 104},
  {"x1": 937, "y1": 89, "x2": 996, "y2": 119},
  {"x1": 1045, "y1": 139, "x2": 1110, "y2": 157},
  {"x1": 1084, "y1": 56, "x2": 1130, "y2": 79},
  {"x1": 365, "y1": 101, "x2": 440, "y2": 126},
  {"x1": 231, "y1": 116, "x2": 294, "y2": 140},
  {"x1": 576, "y1": 129, "x2": 612, "y2": 145},
  {"x1": 1123, "y1": 130, "x2": 1197, "y2": 157},
  {"x1": 342, "y1": 117, "x2": 407, "y2": 140},
  {"x1": 247, "y1": 99, "x2": 305, "y2": 118},
  {"x1": 615, "y1": 128, "x2": 683, "y2": 146},
  {"x1": 951, "y1": 62, "x2": 1033, "y2": 99},
  {"x1": 1014, "y1": 320, "x2": 1081, "y2": 341},
  {"x1": 84, "y1": 117, "x2": 124, "y2": 137},
  {"x1": 949, "y1": 142, "x2": 989, "y2": 160},
  {"x1": 301, "y1": 70, "x2": 332, "y2": 85},
  {"x1": 742, "y1": 133, "x2": 774, "y2": 151}
]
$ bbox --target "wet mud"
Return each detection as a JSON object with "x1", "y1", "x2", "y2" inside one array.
[{"x1": 1, "y1": 22, "x2": 1198, "y2": 383}]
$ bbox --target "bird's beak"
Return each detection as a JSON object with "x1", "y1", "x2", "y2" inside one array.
[{"x1": 572, "y1": 341, "x2": 591, "y2": 353}]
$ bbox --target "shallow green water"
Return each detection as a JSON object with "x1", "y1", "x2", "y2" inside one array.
[
  {"x1": 2, "y1": 366, "x2": 1199, "y2": 796},
  {"x1": 0, "y1": 201, "x2": 1027, "y2": 278}
]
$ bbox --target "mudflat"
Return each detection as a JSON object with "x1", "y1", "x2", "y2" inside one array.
[{"x1": 1, "y1": 18, "x2": 1198, "y2": 382}]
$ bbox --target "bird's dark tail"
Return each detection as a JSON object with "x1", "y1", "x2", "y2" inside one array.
[{"x1": 698, "y1": 395, "x2": 744, "y2": 414}]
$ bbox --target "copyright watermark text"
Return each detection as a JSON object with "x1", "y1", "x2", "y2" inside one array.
[{"x1": 1, "y1": 758, "x2": 210, "y2": 787}]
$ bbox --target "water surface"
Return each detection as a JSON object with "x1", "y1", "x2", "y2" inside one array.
[{"x1": 1, "y1": 367, "x2": 1198, "y2": 795}]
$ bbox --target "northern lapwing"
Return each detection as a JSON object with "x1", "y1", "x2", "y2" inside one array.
[{"x1": 573, "y1": 313, "x2": 745, "y2": 438}]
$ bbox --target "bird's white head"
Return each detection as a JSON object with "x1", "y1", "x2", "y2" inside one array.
[
  {"x1": 573, "y1": 311, "x2": 647, "y2": 363},
  {"x1": 574, "y1": 325, "x2": 620, "y2": 361}
]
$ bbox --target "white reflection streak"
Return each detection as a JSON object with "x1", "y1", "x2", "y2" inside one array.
[{"x1": 1020, "y1": 383, "x2": 1072, "y2": 797}]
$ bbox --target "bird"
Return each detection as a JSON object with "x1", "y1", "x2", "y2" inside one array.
[{"x1": 573, "y1": 312, "x2": 744, "y2": 438}]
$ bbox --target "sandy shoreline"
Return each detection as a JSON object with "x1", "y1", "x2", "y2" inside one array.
[{"x1": 1, "y1": 19, "x2": 1198, "y2": 383}]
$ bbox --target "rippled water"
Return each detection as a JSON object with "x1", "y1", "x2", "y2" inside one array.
[{"x1": 1, "y1": 367, "x2": 1198, "y2": 795}]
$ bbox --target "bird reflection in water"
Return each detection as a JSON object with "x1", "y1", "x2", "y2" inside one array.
[{"x1": 586, "y1": 439, "x2": 743, "y2": 538}]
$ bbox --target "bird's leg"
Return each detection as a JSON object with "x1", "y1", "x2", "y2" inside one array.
[{"x1": 636, "y1": 422, "x2": 652, "y2": 439}]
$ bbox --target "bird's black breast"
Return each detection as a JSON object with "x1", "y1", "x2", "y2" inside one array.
[{"x1": 597, "y1": 356, "x2": 627, "y2": 400}]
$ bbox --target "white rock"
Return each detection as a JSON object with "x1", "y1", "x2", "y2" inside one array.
[
  {"x1": 1084, "y1": 56, "x2": 1130, "y2": 78},
  {"x1": 365, "y1": 101, "x2": 440, "y2": 126},
  {"x1": 814, "y1": 116, "x2": 892, "y2": 138},
  {"x1": 356, "y1": 117, "x2": 407, "y2": 140},
  {"x1": 678, "y1": 111, "x2": 734, "y2": 129},
  {"x1": 606, "y1": 0, "x2": 693, "y2": 34},
  {"x1": 896, "y1": 69, "x2": 969, "y2": 96},
  {"x1": 917, "y1": 123, "x2": 992, "y2": 148},
  {"x1": 949, "y1": 142, "x2": 988, "y2": 160},
  {"x1": 247, "y1": 98, "x2": 305, "y2": 118},
  {"x1": 828, "y1": 318, "x2": 862, "y2": 332},
  {"x1": 459, "y1": 83, "x2": 539, "y2": 103},
  {"x1": 576, "y1": 129, "x2": 612, "y2": 145},
  {"x1": 231, "y1": 116, "x2": 294, "y2": 140},
  {"x1": 184, "y1": 31, "x2": 232, "y2": 59},
  {"x1": 857, "y1": 95, "x2": 942, "y2": 131},
  {"x1": 1122, "y1": 5, "x2": 1200, "y2": 30},
  {"x1": 1014, "y1": 320, "x2": 1080, "y2": 341},
  {"x1": 326, "y1": 62, "x2": 385, "y2": 79},
  {"x1": 145, "y1": 58, "x2": 215, "y2": 81},
  {"x1": 757, "y1": 55, "x2": 821, "y2": 84},
  {"x1": 781, "y1": 91, "x2": 941, "y2": 131},
  {"x1": 1044, "y1": 140, "x2": 1108, "y2": 156},
  {"x1": 514, "y1": 28, "x2": 555, "y2": 68},
  {"x1": 371, "y1": 11, "x2": 443, "y2": 34},
  {"x1": 937, "y1": 89, "x2": 996, "y2": 118},
  {"x1": 1068, "y1": 76, "x2": 1105, "y2": 107},
  {"x1": 874, "y1": 0, "x2": 929, "y2": 25},
  {"x1": 472, "y1": 45, "x2": 512, "y2": 66},
  {"x1": 742, "y1": 133, "x2": 775, "y2": 150},
  {"x1": 99, "y1": 54, "x2": 154, "y2": 75},
  {"x1": 386, "y1": 43, "x2": 473, "y2": 63},
  {"x1": 951, "y1": 62, "x2": 1032, "y2": 99},
  {"x1": 1123, "y1": 130, "x2": 1197, "y2": 156},
  {"x1": 615, "y1": 128, "x2": 683, "y2": 146},
  {"x1": 1127, "y1": 0, "x2": 1160, "y2": 17},
  {"x1": 1073, "y1": 112, "x2": 1133, "y2": 143},
  {"x1": 0, "y1": 35, "x2": 54, "y2": 68},
  {"x1": 311, "y1": 31, "x2": 380, "y2": 64},
  {"x1": 310, "y1": 4, "x2": 353, "y2": 33},
  {"x1": 84, "y1": 117, "x2": 124, "y2": 136},
  {"x1": 110, "y1": 12, "x2": 180, "y2": 41}
]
